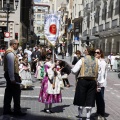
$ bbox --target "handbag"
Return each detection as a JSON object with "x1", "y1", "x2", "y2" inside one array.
[
  {"x1": 59, "y1": 80, "x2": 64, "y2": 88},
  {"x1": 61, "y1": 74, "x2": 68, "y2": 79}
]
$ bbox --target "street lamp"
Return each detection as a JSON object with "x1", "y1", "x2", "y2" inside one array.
[
  {"x1": 2, "y1": 0, "x2": 19, "y2": 47},
  {"x1": 15, "y1": 0, "x2": 19, "y2": 9}
]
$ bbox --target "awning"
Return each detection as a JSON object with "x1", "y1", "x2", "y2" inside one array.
[
  {"x1": 81, "y1": 36, "x2": 99, "y2": 41},
  {"x1": 72, "y1": 16, "x2": 83, "y2": 23}
]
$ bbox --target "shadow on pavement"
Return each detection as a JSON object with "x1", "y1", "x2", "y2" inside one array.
[
  {"x1": 0, "y1": 107, "x2": 98, "y2": 120},
  {"x1": 52, "y1": 105, "x2": 70, "y2": 113}
]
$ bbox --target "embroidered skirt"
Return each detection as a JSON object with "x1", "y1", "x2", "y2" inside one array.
[{"x1": 38, "y1": 76, "x2": 62, "y2": 104}]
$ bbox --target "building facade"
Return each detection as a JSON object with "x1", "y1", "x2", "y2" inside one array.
[
  {"x1": 33, "y1": 1, "x2": 50, "y2": 46},
  {"x1": 82, "y1": 0, "x2": 120, "y2": 55},
  {"x1": 0, "y1": 0, "x2": 33, "y2": 49}
]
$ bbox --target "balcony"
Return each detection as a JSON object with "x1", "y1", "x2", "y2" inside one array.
[
  {"x1": 112, "y1": 19, "x2": 118, "y2": 28},
  {"x1": 99, "y1": 24, "x2": 103, "y2": 32},
  {"x1": 105, "y1": 22, "x2": 110, "y2": 30}
]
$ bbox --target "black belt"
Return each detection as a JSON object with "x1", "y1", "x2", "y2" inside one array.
[{"x1": 78, "y1": 77, "x2": 96, "y2": 80}]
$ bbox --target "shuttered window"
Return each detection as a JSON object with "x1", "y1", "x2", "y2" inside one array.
[
  {"x1": 108, "y1": 1, "x2": 113, "y2": 18},
  {"x1": 115, "y1": 0, "x2": 119, "y2": 15}
]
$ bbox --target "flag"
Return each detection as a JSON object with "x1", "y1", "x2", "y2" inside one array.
[{"x1": 44, "y1": 14, "x2": 61, "y2": 46}]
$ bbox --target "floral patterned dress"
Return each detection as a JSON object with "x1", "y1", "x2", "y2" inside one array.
[{"x1": 38, "y1": 63, "x2": 62, "y2": 104}]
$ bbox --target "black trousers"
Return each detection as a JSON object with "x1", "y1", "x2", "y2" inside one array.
[
  {"x1": 3, "y1": 72, "x2": 21, "y2": 113},
  {"x1": 74, "y1": 79, "x2": 97, "y2": 107},
  {"x1": 31, "y1": 62, "x2": 36, "y2": 73},
  {"x1": 96, "y1": 87, "x2": 105, "y2": 117},
  {"x1": 63, "y1": 79, "x2": 70, "y2": 86}
]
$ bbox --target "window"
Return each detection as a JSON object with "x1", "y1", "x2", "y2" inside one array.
[
  {"x1": 115, "y1": 0, "x2": 120, "y2": 15},
  {"x1": 37, "y1": 27, "x2": 40, "y2": 31},
  {"x1": 102, "y1": 2, "x2": 107, "y2": 21},
  {"x1": 75, "y1": 4, "x2": 76, "y2": 16},
  {"x1": 36, "y1": 21, "x2": 41, "y2": 24},
  {"x1": 10, "y1": 0, "x2": 14, "y2": 10},
  {"x1": 42, "y1": 15, "x2": 44, "y2": 19},
  {"x1": 3, "y1": 0, "x2": 14, "y2": 10},
  {"x1": 0, "y1": 0, "x2": 2, "y2": 10},
  {"x1": 108, "y1": 0, "x2": 113, "y2": 18},
  {"x1": 37, "y1": 14, "x2": 41, "y2": 18}
]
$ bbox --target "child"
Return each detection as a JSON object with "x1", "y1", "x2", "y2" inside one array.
[
  {"x1": 35, "y1": 61, "x2": 45, "y2": 81},
  {"x1": 19, "y1": 57, "x2": 32, "y2": 89},
  {"x1": 38, "y1": 56, "x2": 62, "y2": 113}
]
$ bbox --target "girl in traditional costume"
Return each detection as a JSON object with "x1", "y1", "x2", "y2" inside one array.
[
  {"x1": 38, "y1": 56, "x2": 62, "y2": 113},
  {"x1": 19, "y1": 57, "x2": 32, "y2": 89}
]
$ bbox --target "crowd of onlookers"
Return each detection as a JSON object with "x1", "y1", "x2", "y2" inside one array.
[
  {"x1": 14, "y1": 45, "x2": 71, "y2": 89},
  {"x1": 107, "y1": 53, "x2": 120, "y2": 72},
  {"x1": 2, "y1": 42, "x2": 120, "y2": 119}
]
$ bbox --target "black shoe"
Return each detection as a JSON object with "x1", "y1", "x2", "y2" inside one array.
[
  {"x1": 49, "y1": 109, "x2": 55, "y2": 113},
  {"x1": 3, "y1": 111, "x2": 14, "y2": 115},
  {"x1": 13, "y1": 111, "x2": 26, "y2": 116},
  {"x1": 43, "y1": 109, "x2": 51, "y2": 114}
]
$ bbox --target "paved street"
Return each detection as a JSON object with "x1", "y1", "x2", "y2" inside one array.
[{"x1": 0, "y1": 57, "x2": 120, "y2": 120}]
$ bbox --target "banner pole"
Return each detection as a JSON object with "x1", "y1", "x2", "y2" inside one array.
[{"x1": 52, "y1": 46, "x2": 55, "y2": 63}]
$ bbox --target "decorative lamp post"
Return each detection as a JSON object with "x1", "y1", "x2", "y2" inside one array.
[{"x1": 3, "y1": 0, "x2": 19, "y2": 47}]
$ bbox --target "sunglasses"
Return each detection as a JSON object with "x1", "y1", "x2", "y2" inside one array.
[{"x1": 95, "y1": 52, "x2": 100, "y2": 54}]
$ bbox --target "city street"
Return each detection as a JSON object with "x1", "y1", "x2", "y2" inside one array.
[{"x1": 0, "y1": 57, "x2": 119, "y2": 120}]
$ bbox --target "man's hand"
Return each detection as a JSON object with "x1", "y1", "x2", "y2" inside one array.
[{"x1": 11, "y1": 80, "x2": 16, "y2": 84}]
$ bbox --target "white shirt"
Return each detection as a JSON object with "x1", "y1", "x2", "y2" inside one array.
[
  {"x1": 24, "y1": 50, "x2": 32, "y2": 62},
  {"x1": 97, "y1": 59, "x2": 107, "y2": 87},
  {"x1": 71, "y1": 59, "x2": 82, "y2": 74},
  {"x1": 6, "y1": 53, "x2": 15, "y2": 81},
  {"x1": 71, "y1": 58, "x2": 100, "y2": 73}
]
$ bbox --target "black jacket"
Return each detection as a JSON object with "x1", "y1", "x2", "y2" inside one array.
[
  {"x1": 59, "y1": 61, "x2": 72, "y2": 75},
  {"x1": 31, "y1": 51, "x2": 41, "y2": 61},
  {"x1": 72, "y1": 56, "x2": 81, "y2": 65}
]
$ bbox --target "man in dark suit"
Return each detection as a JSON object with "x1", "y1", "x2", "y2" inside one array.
[{"x1": 31, "y1": 46, "x2": 41, "y2": 73}]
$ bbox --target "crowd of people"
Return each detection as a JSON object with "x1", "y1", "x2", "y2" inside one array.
[
  {"x1": 107, "y1": 53, "x2": 120, "y2": 72},
  {"x1": 3, "y1": 39, "x2": 120, "y2": 120}
]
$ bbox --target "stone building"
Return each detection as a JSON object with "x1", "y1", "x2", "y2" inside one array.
[
  {"x1": 0, "y1": 0, "x2": 34, "y2": 49},
  {"x1": 82, "y1": 0, "x2": 120, "y2": 55}
]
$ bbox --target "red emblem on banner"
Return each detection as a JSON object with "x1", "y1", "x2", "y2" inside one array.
[
  {"x1": 4, "y1": 32, "x2": 10, "y2": 38},
  {"x1": 49, "y1": 24, "x2": 57, "y2": 35}
]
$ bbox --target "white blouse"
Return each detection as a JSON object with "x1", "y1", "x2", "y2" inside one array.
[{"x1": 97, "y1": 59, "x2": 107, "y2": 87}]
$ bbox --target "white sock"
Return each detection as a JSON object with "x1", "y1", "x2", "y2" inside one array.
[
  {"x1": 45, "y1": 104, "x2": 48, "y2": 110},
  {"x1": 86, "y1": 107, "x2": 92, "y2": 120},
  {"x1": 78, "y1": 106, "x2": 84, "y2": 117}
]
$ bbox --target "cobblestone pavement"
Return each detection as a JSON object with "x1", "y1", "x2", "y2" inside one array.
[{"x1": 0, "y1": 58, "x2": 120, "y2": 120}]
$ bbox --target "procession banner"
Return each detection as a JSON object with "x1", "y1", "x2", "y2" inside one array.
[{"x1": 44, "y1": 14, "x2": 61, "y2": 46}]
